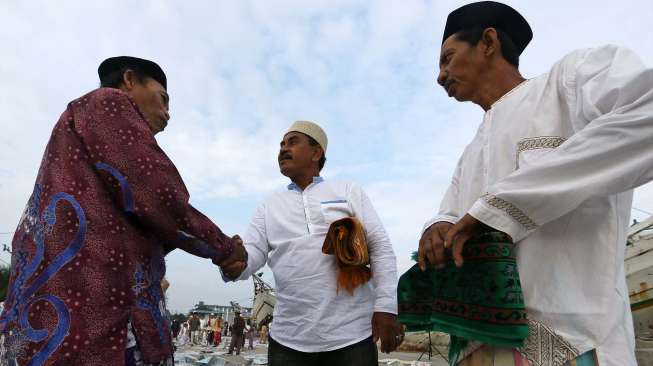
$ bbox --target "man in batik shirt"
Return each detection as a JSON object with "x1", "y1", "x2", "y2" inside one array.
[{"x1": 0, "y1": 56, "x2": 247, "y2": 366}]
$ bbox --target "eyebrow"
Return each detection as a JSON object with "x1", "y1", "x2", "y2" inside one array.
[
  {"x1": 280, "y1": 135, "x2": 298, "y2": 146},
  {"x1": 161, "y1": 91, "x2": 170, "y2": 103}
]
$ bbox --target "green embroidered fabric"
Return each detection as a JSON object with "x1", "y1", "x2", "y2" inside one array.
[{"x1": 398, "y1": 232, "x2": 528, "y2": 363}]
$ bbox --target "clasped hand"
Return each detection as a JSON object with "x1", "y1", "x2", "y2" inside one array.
[
  {"x1": 417, "y1": 214, "x2": 498, "y2": 269},
  {"x1": 214, "y1": 235, "x2": 248, "y2": 280}
]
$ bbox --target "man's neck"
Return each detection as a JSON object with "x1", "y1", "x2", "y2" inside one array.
[
  {"x1": 474, "y1": 65, "x2": 525, "y2": 111},
  {"x1": 291, "y1": 171, "x2": 320, "y2": 191}
]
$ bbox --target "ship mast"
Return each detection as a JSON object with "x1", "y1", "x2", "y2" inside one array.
[{"x1": 252, "y1": 272, "x2": 274, "y2": 295}]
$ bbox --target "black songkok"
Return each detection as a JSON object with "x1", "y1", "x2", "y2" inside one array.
[
  {"x1": 442, "y1": 1, "x2": 532, "y2": 55},
  {"x1": 98, "y1": 56, "x2": 167, "y2": 89}
]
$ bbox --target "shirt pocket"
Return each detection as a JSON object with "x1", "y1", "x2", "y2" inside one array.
[{"x1": 319, "y1": 199, "x2": 352, "y2": 225}]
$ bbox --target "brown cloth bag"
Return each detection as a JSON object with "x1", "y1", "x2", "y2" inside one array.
[{"x1": 322, "y1": 217, "x2": 372, "y2": 295}]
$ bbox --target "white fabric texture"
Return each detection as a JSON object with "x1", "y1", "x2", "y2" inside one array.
[
  {"x1": 425, "y1": 45, "x2": 653, "y2": 366},
  {"x1": 236, "y1": 178, "x2": 398, "y2": 352}
]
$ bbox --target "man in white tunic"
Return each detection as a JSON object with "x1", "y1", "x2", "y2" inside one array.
[
  {"x1": 418, "y1": 2, "x2": 653, "y2": 366},
  {"x1": 227, "y1": 121, "x2": 402, "y2": 365}
]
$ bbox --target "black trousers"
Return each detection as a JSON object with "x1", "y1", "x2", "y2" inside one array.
[{"x1": 268, "y1": 336, "x2": 378, "y2": 366}]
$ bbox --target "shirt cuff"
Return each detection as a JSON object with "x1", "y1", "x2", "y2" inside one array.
[
  {"x1": 374, "y1": 298, "x2": 398, "y2": 315},
  {"x1": 421, "y1": 215, "x2": 458, "y2": 237},
  {"x1": 235, "y1": 268, "x2": 252, "y2": 282},
  {"x1": 468, "y1": 196, "x2": 536, "y2": 243}
]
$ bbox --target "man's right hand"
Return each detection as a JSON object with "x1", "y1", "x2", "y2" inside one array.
[
  {"x1": 216, "y1": 235, "x2": 248, "y2": 280},
  {"x1": 417, "y1": 222, "x2": 453, "y2": 271}
]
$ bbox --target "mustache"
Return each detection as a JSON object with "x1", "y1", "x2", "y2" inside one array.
[
  {"x1": 443, "y1": 78, "x2": 455, "y2": 92},
  {"x1": 278, "y1": 153, "x2": 292, "y2": 161}
]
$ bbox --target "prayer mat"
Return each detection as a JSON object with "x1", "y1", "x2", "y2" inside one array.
[
  {"x1": 322, "y1": 217, "x2": 372, "y2": 295},
  {"x1": 397, "y1": 232, "x2": 528, "y2": 365}
]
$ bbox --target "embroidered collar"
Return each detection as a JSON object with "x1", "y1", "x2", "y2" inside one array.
[{"x1": 488, "y1": 78, "x2": 532, "y2": 110}]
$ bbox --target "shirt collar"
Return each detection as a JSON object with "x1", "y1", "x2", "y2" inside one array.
[
  {"x1": 488, "y1": 79, "x2": 531, "y2": 110},
  {"x1": 287, "y1": 176, "x2": 324, "y2": 192}
]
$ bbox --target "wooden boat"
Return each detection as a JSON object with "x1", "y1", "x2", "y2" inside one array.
[
  {"x1": 625, "y1": 216, "x2": 653, "y2": 363},
  {"x1": 252, "y1": 273, "x2": 275, "y2": 326},
  {"x1": 626, "y1": 216, "x2": 653, "y2": 334}
]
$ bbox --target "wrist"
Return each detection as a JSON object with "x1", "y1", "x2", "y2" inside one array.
[
  {"x1": 373, "y1": 311, "x2": 397, "y2": 318},
  {"x1": 214, "y1": 236, "x2": 237, "y2": 266}
]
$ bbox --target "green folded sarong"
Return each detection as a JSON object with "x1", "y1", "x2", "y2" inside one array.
[{"x1": 398, "y1": 232, "x2": 528, "y2": 364}]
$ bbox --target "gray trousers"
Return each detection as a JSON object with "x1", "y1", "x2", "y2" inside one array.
[{"x1": 229, "y1": 334, "x2": 244, "y2": 354}]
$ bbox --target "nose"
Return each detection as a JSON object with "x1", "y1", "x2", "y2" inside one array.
[
  {"x1": 163, "y1": 110, "x2": 170, "y2": 122},
  {"x1": 279, "y1": 146, "x2": 290, "y2": 158},
  {"x1": 437, "y1": 69, "x2": 447, "y2": 87}
]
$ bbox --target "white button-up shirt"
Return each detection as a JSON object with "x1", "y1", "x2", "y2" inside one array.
[
  {"x1": 237, "y1": 177, "x2": 398, "y2": 352},
  {"x1": 425, "y1": 45, "x2": 653, "y2": 366}
]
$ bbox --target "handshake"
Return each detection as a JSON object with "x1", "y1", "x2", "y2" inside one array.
[{"x1": 213, "y1": 235, "x2": 249, "y2": 280}]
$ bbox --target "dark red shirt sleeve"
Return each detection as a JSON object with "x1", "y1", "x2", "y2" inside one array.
[{"x1": 71, "y1": 88, "x2": 234, "y2": 263}]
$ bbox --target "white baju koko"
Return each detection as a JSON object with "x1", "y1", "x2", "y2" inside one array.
[
  {"x1": 424, "y1": 45, "x2": 653, "y2": 366},
  {"x1": 236, "y1": 177, "x2": 398, "y2": 352}
]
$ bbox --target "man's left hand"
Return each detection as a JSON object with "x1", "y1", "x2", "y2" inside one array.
[
  {"x1": 445, "y1": 214, "x2": 503, "y2": 267},
  {"x1": 372, "y1": 312, "x2": 403, "y2": 354}
]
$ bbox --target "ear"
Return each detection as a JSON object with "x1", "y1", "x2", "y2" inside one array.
[
  {"x1": 312, "y1": 146, "x2": 324, "y2": 162},
  {"x1": 121, "y1": 69, "x2": 137, "y2": 91},
  {"x1": 481, "y1": 27, "x2": 499, "y2": 57}
]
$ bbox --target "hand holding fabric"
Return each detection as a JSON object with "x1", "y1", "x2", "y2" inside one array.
[
  {"x1": 417, "y1": 221, "x2": 452, "y2": 271},
  {"x1": 445, "y1": 214, "x2": 504, "y2": 267},
  {"x1": 216, "y1": 235, "x2": 248, "y2": 280},
  {"x1": 372, "y1": 312, "x2": 403, "y2": 353}
]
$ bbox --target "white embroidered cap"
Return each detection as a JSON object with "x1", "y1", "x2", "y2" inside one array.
[{"x1": 287, "y1": 120, "x2": 328, "y2": 153}]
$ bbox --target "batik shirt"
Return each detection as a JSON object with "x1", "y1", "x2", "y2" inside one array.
[
  {"x1": 0, "y1": 88, "x2": 234, "y2": 366},
  {"x1": 424, "y1": 45, "x2": 653, "y2": 366}
]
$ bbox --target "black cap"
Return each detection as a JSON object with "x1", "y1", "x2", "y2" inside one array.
[
  {"x1": 98, "y1": 56, "x2": 167, "y2": 89},
  {"x1": 442, "y1": 1, "x2": 532, "y2": 55}
]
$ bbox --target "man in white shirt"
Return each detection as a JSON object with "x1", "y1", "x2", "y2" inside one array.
[
  {"x1": 227, "y1": 120, "x2": 402, "y2": 365},
  {"x1": 418, "y1": 1, "x2": 653, "y2": 366}
]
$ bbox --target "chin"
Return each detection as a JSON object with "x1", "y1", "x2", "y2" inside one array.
[
  {"x1": 448, "y1": 87, "x2": 469, "y2": 102},
  {"x1": 453, "y1": 92, "x2": 471, "y2": 102},
  {"x1": 279, "y1": 166, "x2": 291, "y2": 177}
]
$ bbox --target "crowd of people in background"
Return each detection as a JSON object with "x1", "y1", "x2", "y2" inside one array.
[{"x1": 169, "y1": 310, "x2": 269, "y2": 354}]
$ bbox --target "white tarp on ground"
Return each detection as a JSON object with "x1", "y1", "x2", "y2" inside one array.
[
  {"x1": 174, "y1": 351, "x2": 267, "y2": 366},
  {"x1": 242, "y1": 354, "x2": 268, "y2": 365}
]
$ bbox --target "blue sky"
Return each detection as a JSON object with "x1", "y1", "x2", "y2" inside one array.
[{"x1": 1, "y1": 0, "x2": 652, "y2": 313}]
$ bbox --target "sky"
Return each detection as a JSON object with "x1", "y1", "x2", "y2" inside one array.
[{"x1": 0, "y1": 0, "x2": 652, "y2": 314}]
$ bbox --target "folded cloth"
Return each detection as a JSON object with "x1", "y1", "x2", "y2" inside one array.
[
  {"x1": 397, "y1": 232, "x2": 528, "y2": 365},
  {"x1": 322, "y1": 217, "x2": 372, "y2": 295}
]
